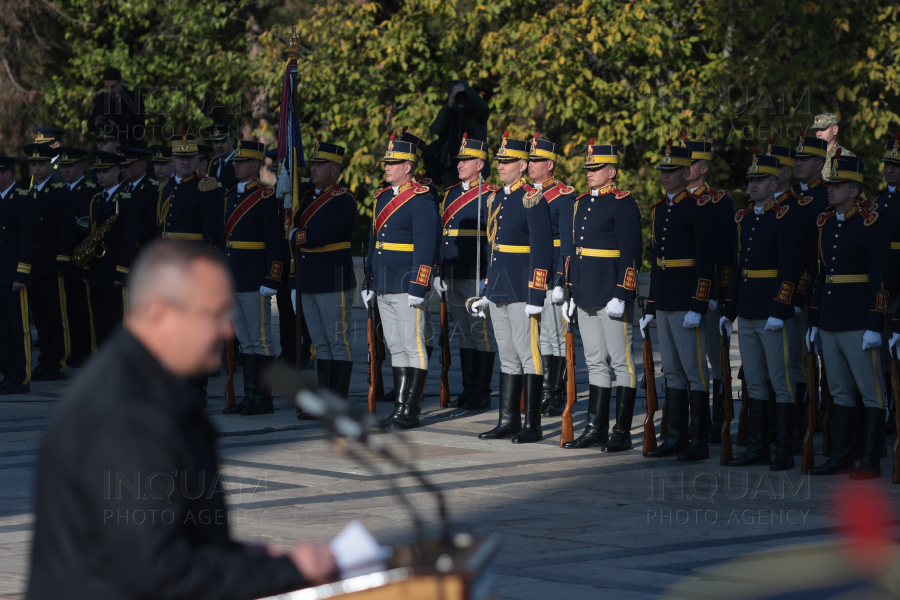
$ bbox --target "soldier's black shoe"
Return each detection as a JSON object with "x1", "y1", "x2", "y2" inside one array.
[
  {"x1": 644, "y1": 388, "x2": 690, "y2": 458},
  {"x1": 810, "y1": 405, "x2": 856, "y2": 475},
  {"x1": 727, "y1": 398, "x2": 771, "y2": 466},
  {"x1": 564, "y1": 385, "x2": 609, "y2": 449},
  {"x1": 0, "y1": 378, "x2": 10, "y2": 392},
  {"x1": 241, "y1": 355, "x2": 275, "y2": 415},
  {"x1": 678, "y1": 390, "x2": 711, "y2": 462},
  {"x1": 512, "y1": 374, "x2": 544, "y2": 444},
  {"x1": 538, "y1": 355, "x2": 553, "y2": 414},
  {"x1": 603, "y1": 386, "x2": 636, "y2": 453},
  {"x1": 330, "y1": 360, "x2": 353, "y2": 399},
  {"x1": 0, "y1": 383, "x2": 29, "y2": 395},
  {"x1": 461, "y1": 351, "x2": 495, "y2": 410},
  {"x1": 241, "y1": 398, "x2": 274, "y2": 415},
  {"x1": 708, "y1": 379, "x2": 723, "y2": 444},
  {"x1": 451, "y1": 348, "x2": 477, "y2": 408},
  {"x1": 37, "y1": 370, "x2": 64, "y2": 382},
  {"x1": 390, "y1": 367, "x2": 427, "y2": 430},
  {"x1": 480, "y1": 373, "x2": 522, "y2": 439},
  {"x1": 379, "y1": 367, "x2": 411, "y2": 427},
  {"x1": 30, "y1": 365, "x2": 47, "y2": 380},
  {"x1": 770, "y1": 402, "x2": 796, "y2": 471},
  {"x1": 224, "y1": 354, "x2": 256, "y2": 414},
  {"x1": 849, "y1": 407, "x2": 885, "y2": 480},
  {"x1": 543, "y1": 356, "x2": 566, "y2": 417}
]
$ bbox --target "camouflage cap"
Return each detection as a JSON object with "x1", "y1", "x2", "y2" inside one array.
[{"x1": 811, "y1": 113, "x2": 838, "y2": 129}]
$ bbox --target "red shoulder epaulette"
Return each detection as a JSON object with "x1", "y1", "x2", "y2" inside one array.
[
  {"x1": 694, "y1": 192, "x2": 711, "y2": 207},
  {"x1": 859, "y1": 206, "x2": 879, "y2": 227},
  {"x1": 774, "y1": 203, "x2": 789, "y2": 219},
  {"x1": 375, "y1": 185, "x2": 391, "y2": 197},
  {"x1": 734, "y1": 207, "x2": 754, "y2": 223},
  {"x1": 612, "y1": 188, "x2": 632, "y2": 199},
  {"x1": 702, "y1": 187, "x2": 726, "y2": 203},
  {"x1": 412, "y1": 182, "x2": 430, "y2": 195},
  {"x1": 485, "y1": 183, "x2": 502, "y2": 192},
  {"x1": 556, "y1": 184, "x2": 575, "y2": 195},
  {"x1": 817, "y1": 209, "x2": 835, "y2": 228}
]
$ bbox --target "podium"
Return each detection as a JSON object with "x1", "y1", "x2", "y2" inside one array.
[{"x1": 262, "y1": 535, "x2": 499, "y2": 600}]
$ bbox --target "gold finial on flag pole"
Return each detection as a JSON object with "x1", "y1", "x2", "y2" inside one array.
[{"x1": 289, "y1": 26, "x2": 300, "y2": 60}]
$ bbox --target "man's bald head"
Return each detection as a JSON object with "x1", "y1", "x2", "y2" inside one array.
[{"x1": 126, "y1": 243, "x2": 235, "y2": 377}]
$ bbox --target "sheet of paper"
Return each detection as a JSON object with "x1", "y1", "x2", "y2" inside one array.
[{"x1": 329, "y1": 521, "x2": 390, "y2": 580}]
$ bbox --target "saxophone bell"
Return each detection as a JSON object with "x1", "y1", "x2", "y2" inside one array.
[{"x1": 93, "y1": 242, "x2": 106, "y2": 260}]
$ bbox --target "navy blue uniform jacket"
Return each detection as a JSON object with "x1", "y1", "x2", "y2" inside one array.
[
  {"x1": 127, "y1": 175, "x2": 160, "y2": 248},
  {"x1": 566, "y1": 185, "x2": 642, "y2": 308},
  {"x1": 484, "y1": 178, "x2": 553, "y2": 306},
  {"x1": 646, "y1": 189, "x2": 715, "y2": 315},
  {"x1": 0, "y1": 186, "x2": 38, "y2": 286},
  {"x1": 439, "y1": 180, "x2": 499, "y2": 280},
  {"x1": 291, "y1": 182, "x2": 357, "y2": 294},
  {"x1": 537, "y1": 178, "x2": 577, "y2": 288},
  {"x1": 30, "y1": 181, "x2": 73, "y2": 278},
  {"x1": 693, "y1": 183, "x2": 736, "y2": 304},
  {"x1": 85, "y1": 187, "x2": 140, "y2": 288},
  {"x1": 722, "y1": 201, "x2": 802, "y2": 322},
  {"x1": 366, "y1": 180, "x2": 440, "y2": 298},
  {"x1": 156, "y1": 174, "x2": 220, "y2": 244}
]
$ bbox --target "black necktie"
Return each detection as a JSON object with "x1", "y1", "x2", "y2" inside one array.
[{"x1": 102, "y1": 191, "x2": 109, "y2": 203}]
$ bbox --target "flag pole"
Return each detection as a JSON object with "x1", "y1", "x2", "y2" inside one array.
[{"x1": 288, "y1": 26, "x2": 305, "y2": 374}]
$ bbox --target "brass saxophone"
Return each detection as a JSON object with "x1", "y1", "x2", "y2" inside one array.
[{"x1": 73, "y1": 194, "x2": 119, "y2": 267}]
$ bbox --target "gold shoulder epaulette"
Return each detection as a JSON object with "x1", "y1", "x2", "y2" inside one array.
[
  {"x1": 300, "y1": 177, "x2": 311, "y2": 183},
  {"x1": 149, "y1": 179, "x2": 158, "y2": 186},
  {"x1": 198, "y1": 176, "x2": 218, "y2": 192},
  {"x1": 412, "y1": 183, "x2": 430, "y2": 195},
  {"x1": 119, "y1": 192, "x2": 131, "y2": 199},
  {"x1": 15, "y1": 188, "x2": 29, "y2": 196},
  {"x1": 158, "y1": 179, "x2": 169, "y2": 191},
  {"x1": 523, "y1": 188, "x2": 543, "y2": 208},
  {"x1": 558, "y1": 184, "x2": 575, "y2": 195},
  {"x1": 52, "y1": 182, "x2": 66, "y2": 189},
  {"x1": 86, "y1": 182, "x2": 97, "y2": 189}
]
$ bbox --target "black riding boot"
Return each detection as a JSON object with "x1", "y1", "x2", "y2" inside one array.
[
  {"x1": 513, "y1": 374, "x2": 544, "y2": 444},
  {"x1": 224, "y1": 353, "x2": 255, "y2": 414},
  {"x1": 708, "y1": 379, "x2": 723, "y2": 444},
  {"x1": 538, "y1": 355, "x2": 553, "y2": 414},
  {"x1": 544, "y1": 356, "x2": 567, "y2": 417},
  {"x1": 793, "y1": 383, "x2": 808, "y2": 455},
  {"x1": 678, "y1": 390, "x2": 711, "y2": 461},
  {"x1": 850, "y1": 391, "x2": 865, "y2": 460},
  {"x1": 602, "y1": 386, "x2": 636, "y2": 452},
  {"x1": 770, "y1": 402, "x2": 796, "y2": 471},
  {"x1": 316, "y1": 359, "x2": 334, "y2": 390},
  {"x1": 563, "y1": 385, "x2": 610, "y2": 449},
  {"x1": 644, "y1": 388, "x2": 690, "y2": 458},
  {"x1": 462, "y1": 351, "x2": 495, "y2": 410},
  {"x1": 480, "y1": 372, "x2": 523, "y2": 439},
  {"x1": 727, "y1": 398, "x2": 771, "y2": 466},
  {"x1": 810, "y1": 404, "x2": 856, "y2": 475},
  {"x1": 390, "y1": 367, "x2": 427, "y2": 430},
  {"x1": 242, "y1": 355, "x2": 275, "y2": 415},
  {"x1": 330, "y1": 360, "x2": 353, "y2": 398},
  {"x1": 378, "y1": 346, "x2": 432, "y2": 402},
  {"x1": 379, "y1": 367, "x2": 411, "y2": 427},
  {"x1": 849, "y1": 407, "x2": 886, "y2": 480},
  {"x1": 452, "y1": 348, "x2": 477, "y2": 407}
]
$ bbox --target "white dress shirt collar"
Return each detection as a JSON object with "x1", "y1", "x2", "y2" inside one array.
[{"x1": 67, "y1": 176, "x2": 84, "y2": 190}]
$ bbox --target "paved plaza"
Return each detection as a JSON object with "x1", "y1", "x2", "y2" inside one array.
[{"x1": 1, "y1": 304, "x2": 899, "y2": 599}]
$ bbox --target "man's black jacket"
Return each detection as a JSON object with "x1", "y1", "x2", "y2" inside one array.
[{"x1": 27, "y1": 328, "x2": 308, "y2": 600}]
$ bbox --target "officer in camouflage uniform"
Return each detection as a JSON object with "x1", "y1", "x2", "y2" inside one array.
[{"x1": 811, "y1": 113, "x2": 855, "y2": 181}]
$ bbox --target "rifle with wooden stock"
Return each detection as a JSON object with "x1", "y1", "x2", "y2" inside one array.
[
  {"x1": 801, "y1": 350, "x2": 818, "y2": 473},
  {"x1": 719, "y1": 334, "x2": 734, "y2": 465},
  {"x1": 439, "y1": 289, "x2": 451, "y2": 408},
  {"x1": 559, "y1": 276, "x2": 577, "y2": 447},
  {"x1": 641, "y1": 320, "x2": 659, "y2": 453},
  {"x1": 736, "y1": 366, "x2": 749, "y2": 446},
  {"x1": 364, "y1": 251, "x2": 378, "y2": 415}
]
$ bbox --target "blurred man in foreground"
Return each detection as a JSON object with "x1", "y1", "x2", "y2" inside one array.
[{"x1": 27, "y1": 242, "x2": 335, "y2": 600}]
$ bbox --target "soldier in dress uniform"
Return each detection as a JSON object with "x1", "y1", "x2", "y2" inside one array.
[
  {"x1": 558, "y1": 141, "x2": 642, "y2": 451},
  {"x1": 94, "y1": 124, "x2": 119, "y2": 154},
  {"x1": 56, "y1": 147, "x2": 97, "y2": 367},
  {"x1": 215, "y1": 138, "x2": 287, "y2": 416},
  {"x1": 149, "y1": 145, "x2": 175, "y2": 182},
  {"x1": 156, "y1": 131, "x2": 221, "y2": 402},
  {"x1": 640, "y1": 139, "x2": 715, "y2": 461},
  {"x1": 205, "y1": 124, "x2": 238, "y2": 192},
  {"x1": 0, "y1": 155, "x2": 37, "y2": 395},
  {"x1": 680, "y1": 136, "x2": 736, "y2": 445},
  {"x1": 526, "y1": 133, "x2": 576, "y2": 417},
  {"x1": 197, "y1": 144, "x2": 213, "y2": 179},
  {"x1": 808, "y1": 154, "x2": 887, "y2": 479},
  {"x1": 23, "y1": 144, "x2": 73, "y2": 381},
  {"x1": 364, "y1": 131, "x2": 440, "y2": 430},
  {"x1": 82, "y1": 151, "x2": 140, "y2": 345},
  {"x1": 117, "y1": 146, "x2": 159, "y2": 248},
  {"x1": 719, "y1": 150, "x2": 802, "y2": 470},
  {"x1": 877, "y1": 135, "x2": 900, "y2": 433},
  {"x1": 811, "y1": 113, "x2": 855, "y2": 180},
  {"x1": 288, "y1": 136, "x2": 357, "y2": 401},
  {"x1": 31, "y1": 127, "x2": 65, "y2": 184},
  {"x1": 433, "y1": 133, "x2": 498, "y2": 410},
  {"x1": 470, "y1": 131, "x2": 553, "y2": 443}
]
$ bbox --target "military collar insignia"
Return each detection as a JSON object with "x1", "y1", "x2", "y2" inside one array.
[
  {"x1": 670, "y1": 189, "x2": 690, "y2": 205},
  {"x1": 508, "y1": 178, "x2": 527, "y2": 193},
  {"x1": 807, "y1": 177, "x2": 823, "y2": 190},
  {"x1": 597, "y1": 183, "x2": 616, "y2": 196}
]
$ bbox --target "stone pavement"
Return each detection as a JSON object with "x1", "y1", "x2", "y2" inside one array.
[{"x1": 1, "y1": 304, "x2": 899, "y2": 599}]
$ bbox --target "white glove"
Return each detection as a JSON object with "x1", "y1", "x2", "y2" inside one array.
[
  {"x1": 708, "y1": 299, "x2": 718, "y2": 312},
  {"x1": 291, "y1": 289, "x2": 297, "y2": 312},
  {"x1": 470, "y1": 296, "x2": 489, "y2": 318},
  {"x1": 605, "y1": 298, "x2": 625, "y2": 318},
  {"x1": 551, "y1": 286, "x2": 565, "y2": 304},
  {"x1": 434, "y1": 276, "x2": 447, "y2": 293},
  {"x1": 806, "y1": 326, "x2": 818, "y2": 352},
  {"x1": 639, "y1": 314, "x2": 654, "y2": 339},
  {"x1": 683, "y1": 311, "x2": 701, "y2": 329},
  {"x1": 794, "y1": 306, "x2": 802, "y2": 316},
  {"x1": 719, "y1": 316, "x2": 733, "y2": 337},
  {"x1": 862, "y1": 330, "x2": 882, "y2": 350},
  {"x1": 765, "y1": 317, "x2": 784, "y2": 331},
  {"x1": 362, "y1": 289, "x2": 375, "y2": 308},
  {"x1": 260, "y1": 286, "x2": 277, "y2": 297},
  {"x1": 525, "y1": 304, "x2": 543, "y2": 316},
  {"x1": 890, "y1": 332, "x2": 900, "y2": 358},
  {"x1": 562, "y1": 298, "x2": 576, "y2": 323},
  {"x1": 408, "y1": 294, "x2": 425, "y2": 306}
]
